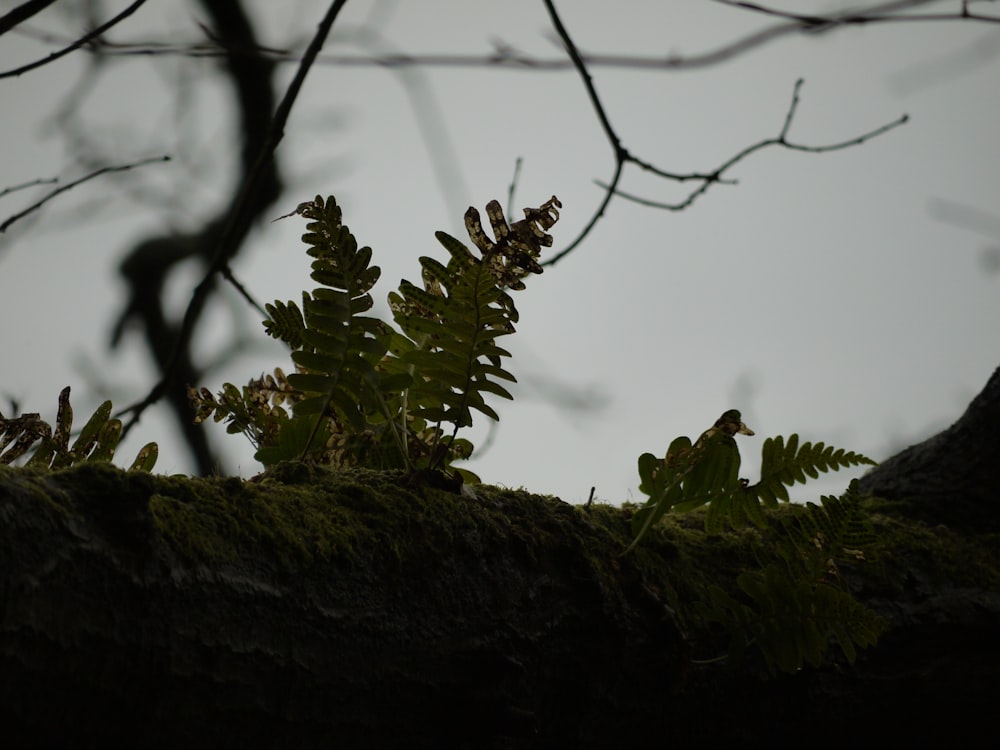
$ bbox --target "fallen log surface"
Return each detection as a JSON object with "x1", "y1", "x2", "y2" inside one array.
[{"x1": 3, "y1": 368, "x2": 999, "y2": 749}]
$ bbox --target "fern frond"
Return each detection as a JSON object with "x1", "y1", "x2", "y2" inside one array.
[
  {"x1": 194, "y1": 194, "x2": 560, "y2": 477},
  {"x1": 1, "y1": 387, "x2": 157, "y2": 471},
  {"x1": 263, "y1": 299, "x2": 306, "y2": 349},
  {"x1": 776, "y1": 481, "x2": 880, "y2": 577},
  {"x1": 628, "y1": 411, "x2": 755, "y2": 548},
  {"x1": 699, "y1": 561, "x2": 888, "y2": 675},
  {"x1": 188, "y1": 370, "x2": 296, "y2": 454},
  {"x1": 747, "y1": 435, "x2": 876, "y2": 506},
  {"x1": 387, "y1": 197, "x2": 560, "y2": 470},
  {"x1": 275, "y1": 196, "x2": 395, "y2": 457}
]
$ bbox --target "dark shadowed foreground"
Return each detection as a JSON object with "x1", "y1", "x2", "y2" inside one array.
[{"x1": 2, "y1": 368, "x2": 999, "y2": 749}]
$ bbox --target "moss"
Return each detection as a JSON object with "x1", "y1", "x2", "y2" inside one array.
[
  {"x1": 149, "y1": 468, "x2": 381, "y2": 571},
  {"x1": 6, "y1": 461, "x2": 998, "y2": 648},
  {"x1": 866, "y1": 510, "x2": 1000, "y2": 593}
]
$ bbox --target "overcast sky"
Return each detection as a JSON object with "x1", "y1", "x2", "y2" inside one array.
[{"x1": 2, "y1": 1, "x2": 998, "y2": 503}]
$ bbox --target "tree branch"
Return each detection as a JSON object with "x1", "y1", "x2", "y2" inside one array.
[
  {"x1": 0, "y1": 155, "x2": 170, "y2": 235},
  {"x1": 598, "y1": 80, "x2": 908, "y2": 213},
  {"x1": 0, "y1": 0, "x2": 57, "y2": 37},
  {"x1": 541, "y1": 6, "x2": 909, "y2": 266},
  {"x1": 118, "y1": 0, "x2": 349, "y2": 448},
  {"x1": 0, "y1": 0, "x2": 149, "y2": 78}
]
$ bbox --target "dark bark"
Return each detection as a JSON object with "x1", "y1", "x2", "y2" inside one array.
[
  {"x1": 2, "y1": 367, "x2": 1000, "y2": 749},
  {"x1": 858, "y1": 364, "x2": 1000, "y2": 532}
]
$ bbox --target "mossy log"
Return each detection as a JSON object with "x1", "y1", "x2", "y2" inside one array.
[{"x1": 2, "y1": 368, "x2": 1000, "y2": 749}]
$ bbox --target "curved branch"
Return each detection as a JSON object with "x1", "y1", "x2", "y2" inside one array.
[
  {"x1": 540, "y1": 0, "x2": 628, "y2": 267},
  {"x1": 600, "y1": 80, "x2": 909, "y2": 213},
  {"x1": 540, "y1": 18, "x2": 910, "y2": 265},
  {"x1": 119, "y1": 0, "x2": 349, "y2": 450},
  {"x1": 113, "y1": 0, "x2": 289, "y2": 472}
]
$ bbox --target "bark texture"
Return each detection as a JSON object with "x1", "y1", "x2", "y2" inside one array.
[{"x1": 2, "y1": 367, "x2": 999, "y2": 749}]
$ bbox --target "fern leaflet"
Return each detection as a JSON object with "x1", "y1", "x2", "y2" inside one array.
[
  {"x1": 0, "y1": 387, "x2": 157, "y2": 471},
  {"x1": 746, "y1": 434, "x2": 876, "y2": 507}
]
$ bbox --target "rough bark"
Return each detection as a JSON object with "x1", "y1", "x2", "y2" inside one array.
[
  {"x1": 2, "y1": 368, "x2": 999, "y2": 749},
  {"x1": 858, "y1": 365, "x2": 1000, "y2": 532}
]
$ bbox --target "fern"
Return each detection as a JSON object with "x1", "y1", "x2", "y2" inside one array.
[
  {"x1": 630, "y1": 413, "x2": 876, "y2": 544},
  {"x1": 0, "y1": 386, "x2": 157, "y2": 471},
  {"x1": 696, "y1": 483, "x2": 888, "y2": 674},
  {"x1": 699, "y1": 561, "x2": 886, "y2": 675},
  {"x1": 746, "y1": 434, "x2": 876, "y2": 507},
  {"x1": 627, "y1": 410, "x2": 755, "y2": 551},
  {"x1": 387, "y1": 198, "x2": 560, "y2": 468},
  {"x1": 629, "y1": 412, "x2": 884, "y2": 674},
  {"x1": 191, "y1": 194, "x2": 561, "y2": 482},
  {"x1": 774, "y1": 481, "x2": 880, "y2": 578}
]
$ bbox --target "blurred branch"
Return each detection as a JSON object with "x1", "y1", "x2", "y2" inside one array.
[
  {"x1": 0, "y1": 155, "x2": 170, "y2": 234},
  {"x1": 114, "y1": 0, "x2": 291, "y2": 473},
  {"x1": 0, "y1": 0, "x2": 149, "y2": 78},
  {"x1": 0, "y1": 175, "x2": 58, "y2": 199},
  {"x1": 929, "y1": 197, "x2": 1000, "y2": 273},
  {"x1": 345, "y1": 8, "x2": 471, "y2": 217},
  {"x1": 118, "y1": 0, "x2": 349, "y2": 458},
  {"x1": 12, "y1": 1, "x2": 998, "y2": 71}
]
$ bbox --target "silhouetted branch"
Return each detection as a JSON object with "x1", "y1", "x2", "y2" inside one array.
[
  {"x1": 112, "y1": 0, "x2": 288, "y2": 473},
  {"x1": 599, "y1": 80, "x2": 908, "y2": 213},
  {"x1": 119, "y1": 0, "x2": 349, "y2": 451},
  {"x1": 14, "y1": 1, "x2": 997, "y2": 73},
  {"x1": 0, "y1": 175, "x2": 58, "y2": 199},
  {"x1": 715, "y1": 0, "x2": 1000, "y2": 27},
  {"x1": 540, "y1": 0, "x2": 909, "y2": 267},
  {"x1": 0, "y1": 0, "x2": 149, "y2": 79},
  {"x1": 0, "y1": 155, "x2": 170, "y2": 234},
  {"x1": 0, "y1": 0, "x2": 57, "y2": 37}
]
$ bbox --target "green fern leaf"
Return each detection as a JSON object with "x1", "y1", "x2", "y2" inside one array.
[
  {"x1": 3, "y1": 388, "x2": 157, "y2": 471},
  {"x1": 747, "y1": 435, "x2": 876, "y2": 506},
  {"x1": 276, "y1": 196, "x2": 393, "y2": 456},
  {"x1": 263, "y1": 299, "x2": 306, "y2": 348},
  {"x1": 383, "y1": 197, "x2": 561, "y2": 472}
]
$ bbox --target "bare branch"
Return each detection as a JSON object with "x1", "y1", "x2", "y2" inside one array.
[
  {"x1": 0, "y1": 175, "x2": 58, "y2": 199},
  {"x1": 715, "y1": 0, "x2": 1000, "y2": 27},
  {"x1": 119, "y1": 0, "x2": 350, "y2": 438},
  {"x1": 0, "y1": 155, "x2": 170, "y2": 234},
  {"x1": 540, "y1": 6, "x2": 911, "y2": 266},
  {"x1": 0, "y1": 0, "x2": 58, "y2": 37},
  {"x1": 541, "y1": 0, "x2": 628, "y2": 267},
  {"x1": 0, "y1": 0, "x2": 149, "y2": 79},
  {"x1": 598, "y1": 80, "x2": 908, "y2": 213},
  {"x1": 17, "y1": 0, "x2": 997, "y2": 73}
]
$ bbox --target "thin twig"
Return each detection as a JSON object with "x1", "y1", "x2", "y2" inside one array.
[
  {"x1": 599, "y1": 79, "x2": 908, "y2": 212},
  {"x1": 0, "y1": 175, "x2": 59, "y2": 199},
  {"x1": 0, "y1": 0, "x2": 149, "y2": 78},
  {"x1": 0, "y1": 155, "x2": 170, "y2": 233},
  {"x1": 541, "y1": 0, "x2": 628, "y2": 267},
  {"x1": 507, "y1": 157, "x2": 523, "y2": 217},
  {"x1": 119, "y1": 0, "x2": 350, "y2": 436}
]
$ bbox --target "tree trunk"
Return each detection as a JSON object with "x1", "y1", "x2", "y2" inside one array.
[{"x1": 2, "y1": 368, "x2": 999, "y2": 749}]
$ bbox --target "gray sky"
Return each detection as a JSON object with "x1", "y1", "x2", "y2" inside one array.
[{"x1": 2, "y1": 1, "x2": 998, "y2": 503}]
